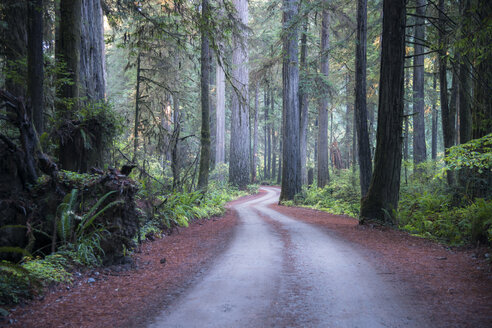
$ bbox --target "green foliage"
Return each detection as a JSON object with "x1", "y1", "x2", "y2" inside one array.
[
  {"x1": 0, "y1": 261, "x2": 32, "y2": 305},
  {"x1": 445, "y1": 133, "x2": 492, "y2": 173},
  {"x1": 22, "y1": 254, "x2": 72, "y2": 285},
  {"x1": 55, "y1": 189, "x2": 121, "y2": 266},
  {"x1": 294, "y1": 169, "x2": 361, "y2": 217},
  {"x1": 398, "y1": 160, "x2": 492, "y2": 245}
]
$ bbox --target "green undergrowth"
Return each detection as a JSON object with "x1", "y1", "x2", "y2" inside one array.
[
  {"x1": 397, "y1": 164, "x2": 492, "y2": 246},
  {"x1": 137, "y1": 181, "x2": 257, "y2": 242},
  {"x1": 286, "y1": 169, "x2": 361, "y2": 218},
  {"x1": 287, "y1": 135, "x2": 491, "y2": 247}
]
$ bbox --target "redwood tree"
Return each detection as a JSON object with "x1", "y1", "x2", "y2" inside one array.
[
  {"x1": 360, "y1": 0, "x2": 406, "y2": 223},
  {"x1": 229, "y1": 0, "x2": 250, "y2": 189},
  {"x1": 317, "y1": 6, "x2": 330, "y2": 188},
  {"x1": 354, "y1": 0, "x2": 372, "y2": 197},
  {"x1": 198, "y1": 0, "x2": 211, "y2": 191},
  {"x1": 280, "y1": 0, "x2": 301, "y2": 201}
]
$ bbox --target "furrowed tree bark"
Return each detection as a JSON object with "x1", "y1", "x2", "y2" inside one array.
[
  {"x1": 80, "y1": 0, "x2": 106, "y2": 101},
  {"x1": 229, "y1": 0, "x2": 250, "y2": 189},
  {"x1": 360, "y1": 0, "x2": 406, "y2": 224},
  {"x1": 198, "y1": 0, "x2": 211, "y2": 192},
  {"x1": 354, "y1": 0, "x2": 372, "y2": 197},
  {"x1": 27, "y1": 0, "x2": 44, "y2": 135},
  {"x1": 299, "y1": 17, "x2": 309, "y2": 185},
  {"x1": 280, "y1": 0, "x2": 301, "y2": 201},
  {"x1": 412, "y1": 0, "x2": 427, "y2": 166},
  {"x1": 317, "y1": 6, "x2": 330, "y2": 188}
]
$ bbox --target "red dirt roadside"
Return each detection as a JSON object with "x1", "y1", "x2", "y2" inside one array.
[
  {"x1": 4, "y1": 190, "x2": 492, "y2": 327},
  {"x1": 271, "y1": 202, "x2": 492, "y2": 328}
]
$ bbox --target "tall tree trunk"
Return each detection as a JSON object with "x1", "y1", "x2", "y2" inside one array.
[
  {"x1": 198, "y1": 0, "x2": 211, "y2": 191},
  {"x1": 354, "y1": 0, "x2": 372, "y2": 196},
  {"x1": 57, "y1": 0, "x2": 82, "y2": 171},
  {"x1": 317, "y1": 7, "x2": 330, "y2": 188},
  {"x1": 438, "y1": 0, "x2": 455, "y2": 185},
  {"x1": 360, "y1": 0, "x2": 406, "y2": 224},
  {"x1": 27, "y1": 0, "x2": 44, "y2": 135},
  {"x1": 267, "y1": 90, "x2": 272, "y2": 178},
  {"x1": 215, "y1": 59, "x2": 226, "y2": 165},
  {"x1": 412, "y1": 0, "x2": 427, "y2": 166},
  {"x1": 80, "y1": 0, "x2": 105, "y2": 101},
  {"x1": 172, "y1": 95, "x2": 181, "y2": 190},
  {"x1": 270, "y1": 90, "x2": 276, "y2": 180},
  {"x1": 280, "y1": 0, "x2": 301, "y2": 200},
  {"x1": 132, "y1": 52, "x2": 141, "y2": 163},
  {"x1": 458, "y1": 0, "x2": 472, "y2": 144},
  {"x1": 299, "y1": 16, "x2": 309, "y2": 185},
  {"x1": 252, "y1": 84, "x2": 259, "y2": 182},
  {"x1": 229, "y1": 0, "x2": 250, "y2": 189},
  {"x1": 264, "y1": 89, "x2": 269, "y2": 180},
  {"x1": 431, "y1": 73, "x2": 438, "y2": 160}
]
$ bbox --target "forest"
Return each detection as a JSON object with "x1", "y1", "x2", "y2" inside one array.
[{"x1": 0, "y1": 0, "x2": 491, "y2": 325}]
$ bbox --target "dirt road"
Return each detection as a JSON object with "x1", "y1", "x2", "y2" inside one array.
[{"x1": 149, "y1": 187, "x2": 428, "y2": 328}]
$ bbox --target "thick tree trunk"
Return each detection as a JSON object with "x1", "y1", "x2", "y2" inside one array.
[
  {"x1": 360, "y1": 0, "x2": 406, "y2": 224},
  {"x1": 280, "y1": 0, "x2": 301, "y2": 201},
  {"x1": 27, "y1": 0, "x2": 44, "y2": 135},
  {"x1": 252, "y1": 84, "x2": 259, "y2": 182},
  {"x1": 299, "y1": 18, "x2": 309, "y2": 185},
  {"x1": 354, "y1": 0, "x2": 372, "y2": 197},
  {"x1": 198, "y1": 0, "x2": 211, "y2": 192},
  {"x1": 317, "y1": 8, "x2": 330, "y2": 188},
  {"x1": 57, "y1": 0, "x2": 82, "y2": 171},
  {"x1": 215, "y1": 59, "x2": 226, "y2": 165},
  {"x1": 438, "y1": 0, "x2": 455, "y2": 185},
  {"x1": 229, "y1": 0, "x2": 250, "y2": 189},
  {"x1": 412, "y1": 0, "x2": 427, "y2": 166},
  {"x1": 80, "y1": 0, "x2": 106, "y2": 101},
  {"x1": 472, "y1": 0, "x2": 492, "y2": 139}
]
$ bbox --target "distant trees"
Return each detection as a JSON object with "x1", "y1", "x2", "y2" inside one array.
[{"x1": 412, "y1": 0, "x2": 427, "y2": 167}]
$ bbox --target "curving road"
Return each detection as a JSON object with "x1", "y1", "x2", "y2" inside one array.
[{"x1": 148, "y1": 187, "x2": 428, "y2": 328}]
